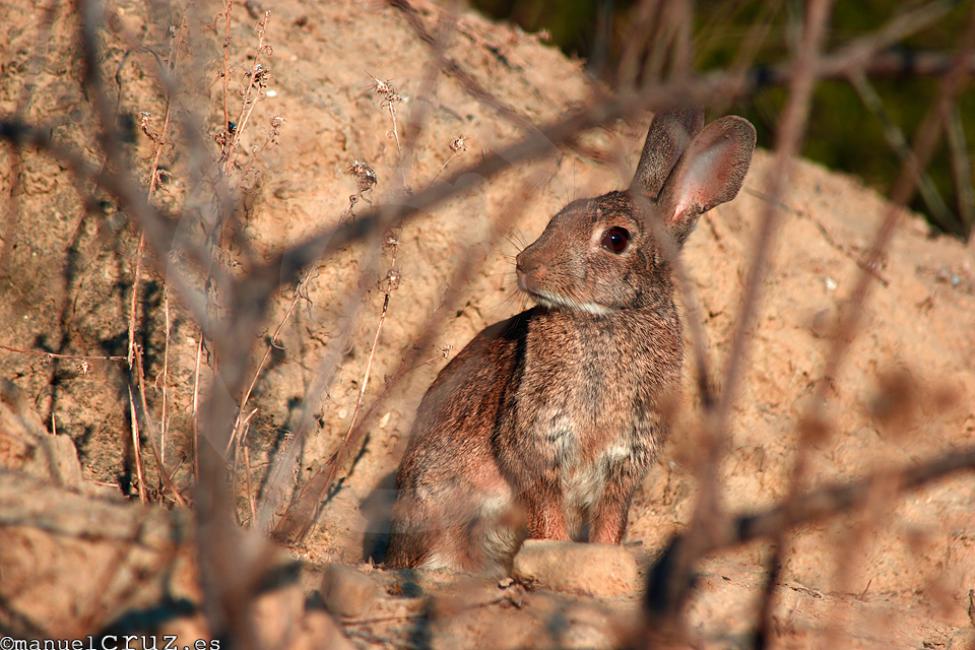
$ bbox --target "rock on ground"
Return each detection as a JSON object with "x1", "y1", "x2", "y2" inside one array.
[{"x1": 512, "y1": 540, "x2": 641, "y2": 597}]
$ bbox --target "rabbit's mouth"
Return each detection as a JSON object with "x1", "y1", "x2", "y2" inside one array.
[
  {"x1": 523, "y1": 287, "x2": 613, "y2": 316},
  {"x1": 517, "y1": 265, "x2": 614, "y2": 315}
]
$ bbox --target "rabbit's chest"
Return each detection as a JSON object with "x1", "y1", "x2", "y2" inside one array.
[
  {"x1": 515, "y1": 311, "x2": 674, "y2": 506},
  {"x1": 520, "y1": 354, "x2": 646, "y2": 501}
]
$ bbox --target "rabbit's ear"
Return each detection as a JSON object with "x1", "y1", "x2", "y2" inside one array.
[
  {"x1": 631, "y1": 108, "x2": 705, "y2": 199},
  {"x1": 657, "y1": 115, "x2": 756, "y2": 244}
]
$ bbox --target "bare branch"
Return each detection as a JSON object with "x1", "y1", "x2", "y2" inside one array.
[
  {"x1": 644, "y1": 442, "x2": 975, "y2": 638},
  {"x1": 946, "y1": 105, "x2": 975, "y2": 230},
  {"x1": 754, "y1": 5, "x2": 975, "y2": 646},
  {"x1": 260, "y1": 0, "x2": 956, "y2": 293},
  {"x1": 650, "y1": 0, "x2": 835, "y2": 641}
]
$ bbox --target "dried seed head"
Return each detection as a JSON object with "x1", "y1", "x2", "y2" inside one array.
[
  {"x1": 450, "y1": 135, "x2": 468, "y2": 153},
  {"x1": 138, "y1": 112, "x2": 160, "y2": 143},
  {"x1": 246, "y1": 63, "x2": 271, "y2": 87},
  {"x1": 371, "y1": 76, "x2": 401, "y2": 105},
  {"x1": 349, "y1": 160, "x2": 378, "y2": 192}
]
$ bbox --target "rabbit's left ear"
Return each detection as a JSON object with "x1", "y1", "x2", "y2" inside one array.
[
  {"x1": 631, "y1": 108, "x2": 705, "y2": 200},
  {"x1": 657, "y1": 115, "x2": 756, "y2": 245}
]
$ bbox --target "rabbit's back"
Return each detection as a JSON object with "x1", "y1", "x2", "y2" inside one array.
[{"x1": 386, "y1": 313, "x2": 529, "y2": 572}]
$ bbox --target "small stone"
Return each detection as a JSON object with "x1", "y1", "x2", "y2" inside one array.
[
  {"x1": 512, "y1": 540, "x2": 640, "y2": 597},
  {"x1": 321, "y1": 563, "x2": 382, "y2": 618}
]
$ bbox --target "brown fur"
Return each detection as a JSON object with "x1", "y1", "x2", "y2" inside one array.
[{"x1": 386, "y1": 110, "x2": 756, "y2": 575}]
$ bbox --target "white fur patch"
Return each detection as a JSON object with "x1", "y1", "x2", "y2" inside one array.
[
  {"x1": 563, "y1": 441, "x2": 632, "y2": 511},
  {"x1": 530, "y1": 289, "x2": 613, "y2": 316},
  {"x1": 478, "y1": 492, "x2": 520, "y2": 572},
  {"x1": 421, "y1": 552, "x2": 454, "y2": 572},
  {"x1": 478, "y1": 494, "x2": 511, "y2": 518}
]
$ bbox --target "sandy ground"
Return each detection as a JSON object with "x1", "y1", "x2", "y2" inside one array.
[{"x1": 1, "y1": 0, "x2": 974, "y2": 647}]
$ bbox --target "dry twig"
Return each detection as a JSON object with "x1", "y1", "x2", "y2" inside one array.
[{"x1": 644, "y1": 1, "x2": 836, "y2": 642}]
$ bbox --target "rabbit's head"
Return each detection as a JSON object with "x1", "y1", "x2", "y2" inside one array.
[{"x1": 516, "y1": 110, "x2": 756, "y2": 314}]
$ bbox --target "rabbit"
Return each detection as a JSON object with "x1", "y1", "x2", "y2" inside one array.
[{"x1": 385, "y1": 109, "x2": 756, "y2": 575}]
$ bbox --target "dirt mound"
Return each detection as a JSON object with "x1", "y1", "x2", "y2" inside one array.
[{"x1": 1, "y1": 0, "x2": 973, "y2": 647}]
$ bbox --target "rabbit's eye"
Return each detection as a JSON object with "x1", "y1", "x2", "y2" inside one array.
[{"x1": 600, "y1": 226, "x2": 631, "y2": 254}]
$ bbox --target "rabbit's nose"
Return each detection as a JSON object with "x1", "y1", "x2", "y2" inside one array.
[
  {"x1": 515, "y1": 251, "x2": 538, "y2": 274},
  {"x1": 515, "y1": 257, "x2": 533, "y2": 290}
]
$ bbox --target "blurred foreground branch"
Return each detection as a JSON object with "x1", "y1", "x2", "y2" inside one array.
[{"x1": 643, "y1": 442, "x2": 975, "y2": 644}]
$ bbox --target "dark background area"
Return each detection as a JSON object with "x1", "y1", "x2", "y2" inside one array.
[{"x1": 471, "y1": 0, "x2": 975, "y2": 238}]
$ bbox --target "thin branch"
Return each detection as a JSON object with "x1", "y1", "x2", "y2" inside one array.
[
  {"x1": 645, "y1": 0, "x2": 835, "y2": 639},
  {"x1": 192, "y1": 335, "x2": 203, "y2": 482},
  {"x1": 0, "y1": 343, "x2": 126, "y2": 362},
  {"x1": 645, "y1": 442, "x2": 975, "y2": 633},
  {"x1": 755, "y1": 5, "x2": 975, "y2": 647},
  {"x1": 226, "y1": 275, "x2": 307, "y2": 455},
  {"x1": 221, "y1": 0, "x2": 232, "y2": 132},
  {"x1": 160, "y1": 290, "x2": 170, "y2": 468},
  {"x1": 270, "y1": 168, "x2": 550, "y2": 543},
  {"x1": 343, "y1": 240, "x2": 399, "y2": 449},
  {"x1": 125, "y1": 383, "x2": 147, "y2": 504},
  {"x1": 848, "y1": 70, "x2": 954, "y2": 231},
  {"x1": 222, "y1": 10, "x2": 271, "y2": 172},
  {"x1": 946, "y1": 104, "x2": 975, "y2": 231},
  {"x1": 132, "y1": 343, "x2": 188, "y2": 507},
  {"x1": 0, "y1": 1, "x2": 954, "y2": 328},
  {"x1": 259, "y1": 0, "x2": 956, "y2": 292}
]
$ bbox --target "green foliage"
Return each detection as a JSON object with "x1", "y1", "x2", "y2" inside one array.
[{"x1": 471, "y1": 0, "x2": 975, "y2": 237}]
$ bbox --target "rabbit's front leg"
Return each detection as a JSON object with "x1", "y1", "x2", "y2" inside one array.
[
  {"x1": 522, "y1": 481, "x2": 571, "y2": 540},
  {"x1": 588, "y1": 480, "x2": 632, "y2": 544},
  {"x1": 502, "y1": 456, "x2": 571, "y2": 540},
  {"x1": 493, "y1": 429, "x2": 571, "y2": 541},
  {"x1": 589, "y1": 449, "x2": 651, "y2": 544}
]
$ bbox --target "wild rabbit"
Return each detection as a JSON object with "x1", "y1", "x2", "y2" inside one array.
[{"x1": 386, "y1": 109, "x2": 756, "y2": 575}]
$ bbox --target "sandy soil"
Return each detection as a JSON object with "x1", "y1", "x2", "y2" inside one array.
[{"x1": 1, "y1": 0, "x2": 973, "y2": 647}]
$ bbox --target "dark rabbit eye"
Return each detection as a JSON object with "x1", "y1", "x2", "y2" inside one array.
[{"x1": 600, "y1": 226, "x2": 631, "y2": 254}]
